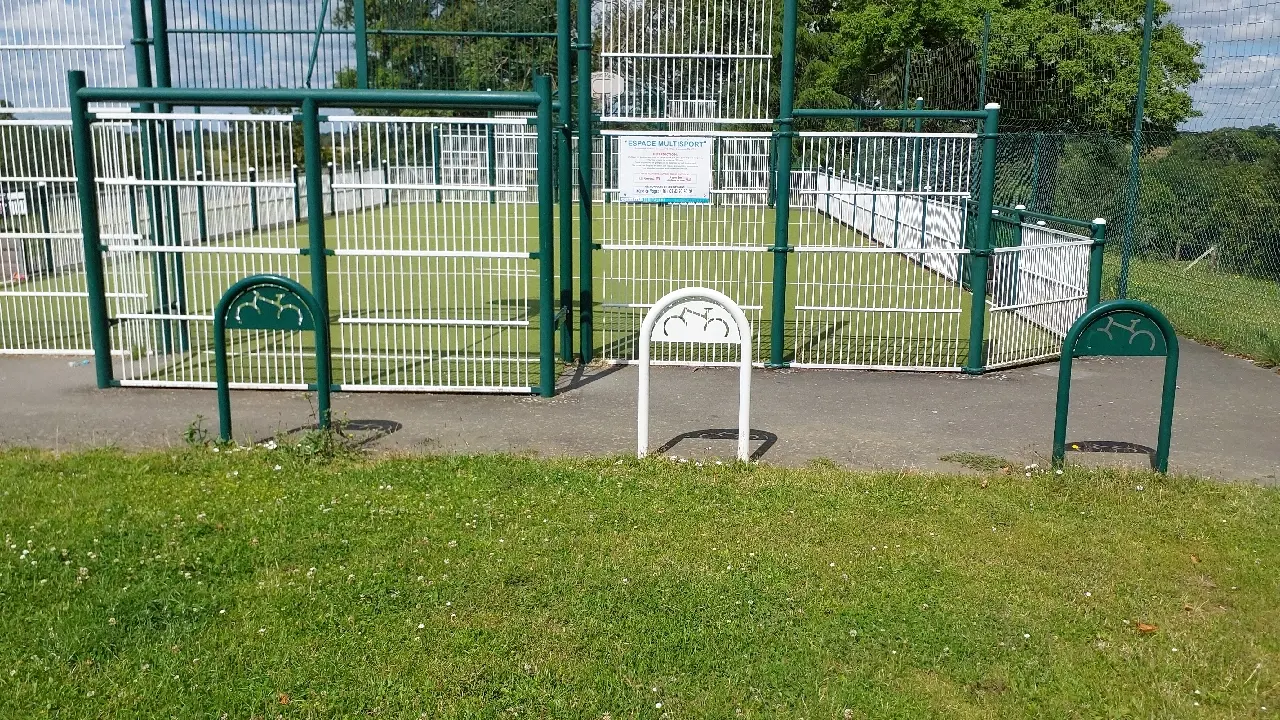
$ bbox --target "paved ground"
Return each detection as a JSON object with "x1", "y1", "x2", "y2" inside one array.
[{"x1": 1, "y1": 340, "x2": 1277, "y2": 483}]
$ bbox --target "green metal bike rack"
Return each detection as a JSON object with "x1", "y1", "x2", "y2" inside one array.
[
  {"x1": 213, "y1": 274, "x2": 331, "y2": 443},
  {"x1": 1052, "y1": 299, "x2": 1180, "y2": 473}
]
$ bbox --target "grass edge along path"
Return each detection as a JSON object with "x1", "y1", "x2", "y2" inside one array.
[{"x1": 1, "y1": 448, "x2": 1277, "y2": 717}]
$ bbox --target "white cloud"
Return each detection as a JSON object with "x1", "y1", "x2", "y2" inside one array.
[{"x1": 1169, "y1": 0, "x2": 1280, "y2": 129}]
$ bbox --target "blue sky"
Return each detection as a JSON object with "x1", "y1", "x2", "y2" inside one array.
[{"x1": 1, "y1": 0, "x2": 1277, "y2": 130}]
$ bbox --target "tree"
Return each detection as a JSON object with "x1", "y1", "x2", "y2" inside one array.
[
  {"x1": 800, "y1": 0, "x2": 1201, "y2": 134},
  {"x1": 333, "y1": 0, "x2": 559, "y2": 93}
]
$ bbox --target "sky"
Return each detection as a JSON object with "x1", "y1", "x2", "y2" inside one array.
[{"x1": 0, "y1": 0, "x2": 1277, "y2": 130}]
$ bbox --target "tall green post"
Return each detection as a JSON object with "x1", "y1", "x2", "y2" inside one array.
[
  {"x1": 1087, "y1": 218, "x2": 1107, "y2": 308},
  {"x1": 535, "y1": 75, "x2": 557, "y2": 396},
  {"x1": 430, "y1": 128, "x2": 443, "y2": 204},
  {"x1": 382, "y1": 159, "x2": 390, "y2": 206},
  {"x1": 486, "y1": 114, "x2": 498, "y2": 205},
  {"x1": 354, "y1": 0, "x2": 368, "y2": 88},
  {"x1": 248, "y1": 167, "x2": 260, "y2": 232},
  {"x1": 576, "y1": 0, "x2": 595, "y2": 363},
  {"x1": 963, "y1": 103, "x2": 1000, "y2": 375},
  {"x1": 768, "y1": 0, "x2": 799, "y2": 367},
  {"x1": 67, "y1": 71, "x2": 113, "y2": 389},
  {"x1": 292, "y1": 164, "x2": 301, "y2": 221},
  {"x1": 1118, "y1": 0, "x2": 1156, "y2": 298},
  {"x1": 556, "y1": 0, "x2": 574, "y2": 362},
  {"x1": 37, "y1": 182, "x2": 54, "y2": 274},
  {"x1": 152, "y1": 0, "x2": 189, "y2": 352},
  {"x1": 301, "y1": 98, "x2": 333, "y2": 380},
  {"x1": 901, "y1": 50, "x2": 911, "y2": 131},
  {"x1": 193, "y1": 107, "x2": 209, "y2": 243},
  {"x1": 327, "y1": 162, "x2": 336, "y2": 215},
  {"x1": 978, "y1": 12, "x2": 991, "y2": 109},
  {"x1": 1030, "y1": 132, "x2": 1041, "y2": 212},
  {"x1": 911, "y1": 97, "x2": 924, "y2": 189}
]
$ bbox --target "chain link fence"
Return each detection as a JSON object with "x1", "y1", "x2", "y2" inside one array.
[{"x1": 852, "y1": 0, "x2": 1280, "y2": 365}]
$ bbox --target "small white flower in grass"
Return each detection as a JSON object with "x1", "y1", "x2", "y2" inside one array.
[
  {"x1": 1136, "y1": 485, "x2": 1144, "y2": 491},
  {"x1": 1172, "y1": 647, "x2": 1178, "y2": 652},
  {"x1": 211, "y1": 447, "x2": 219, "y2": 453},
  {"x1": 1023, "y1": 633, "x2": 1030, "y2": 639},
  {"x1": 219, "y1": 609, "x2": 225, "y2": 614},
  {"x1": 108, "y1": 617, "x2": 116, "y2": 625},
  {"x1": 1056, "y1": 469, "x2": 1063, "y2": 475},
  {"x1": 1085, "y1": 592, "x2": 1092, "y2": 597},
  {"x1": 273, "y1": 465, "x2": 282, "y2": 472},
  {"x1": 655, "y1": 703, "x2": 663, "y2": 709},
  {"x1": 1194, "y1": 690, "x2": 1201, "y2": 695},
  {"x1": 258, "y1": 628, "x2": 266, "y2": 634},
  {"x1": 418, "y1": 623, "x2": 424, "y2": 629}
]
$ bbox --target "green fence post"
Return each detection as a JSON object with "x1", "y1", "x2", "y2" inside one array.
[
  {"x1": 602, "y1": 121, "x2": 612, "y2": 205},
  {"x1": 768, "y1": 0, "x2": 799, "y2": 367},
  {"x1": 301, "y1": 98, "x2": 333, "y2": 392},
  {"x1": 431, "y1": 127, "x2": 443, "y2": 204},
  {"x1": 354, "y1": 0, "x2": 368, "y2": 88},
  {"x1": 152, "y1": 0, "x2": 189, "y2": 352},
  {"x1": 193, "y1": 109, "x2": 209, "y2": 243},
  {"x1": 486, "y1": 113, "x2": 498, "y2": 205},
  {"x1": 248, "y1": 166, "x2": 260, "y2": 232},
  {"x1": 326, "y1": 162, "x2": 336, "y2": 215},
  {"x1": 1087, "y1": 218, "x2": 1107, "y2": 308},
  {"x1": 535, "y1": 75, "x2": 557, "y2": 396},
  {"x1": 556, "y1": 0, "x2": 573, "y2": 361},
  {"x1": 978, "y1": 11, "x2": 990, "y2": 109},
  {"x1": 37, "y1": 182, "x2": 54, "y2": 275},
  {"x1": 766, "y1": 138, "x2": 777, "y2": 208},
  {"x1": 67, "y1": 71, "x2": 113, "y2": 389},
  {"x1": 1030, "y1": 132, "x2": 1041, "y2": 213},
  {"x1": 1119, "y1": 0, "x2": 1156, "y2": 298},
  {"x1": 381, "y1": 159, "x2": 390, "y2": 207},
  {"x1": 576, "y1": 0, "x2": 595, "y2": 363},
  {"x1": 963, "y1": 103, "x2": 1000, "y2": 375},
  {"x1": 901, "y1": 49, "x2": 911, "y2": 131},
  {"x1": 292, "y1": 164, "x2": 301, "y2": 221},
  {"x1": 912, "y1": 97, "x2": 924, "y2": 189},
  {"x1": 870, "y1": 177, "x2": 880, "y2": 239}
]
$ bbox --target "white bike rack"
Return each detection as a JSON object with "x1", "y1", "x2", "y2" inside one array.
[{"x1": 637, "y1": 287, "x2": 753, "y2": 461}]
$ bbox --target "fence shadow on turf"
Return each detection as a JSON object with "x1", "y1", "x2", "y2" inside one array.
[
  {"x1": 654, "y1": 428, "x2": 778, "y2": 462},
  {"x1": 1067, "y1": 439, "x2": 1159, "y2": 471}
]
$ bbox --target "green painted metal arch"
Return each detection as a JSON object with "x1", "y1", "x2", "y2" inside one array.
[
  {"x1": 1053, "y1": 299, "x2": 1180, "y2": 473},
  {"x1": 213, "y1": 274, "x2": 332, "y2": 443},
  {"x1": 1064, "y1": 298, "x2": 1179, "y2": 360},
  {"x1": 214, "y1": 274, "x2": 324, "y2": 333}
]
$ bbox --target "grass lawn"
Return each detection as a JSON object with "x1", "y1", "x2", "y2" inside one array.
[
  {"x1": 1105, "y1": 257, "x2": 1280, "y2": 367},
  {"x1": 3, "y1": 198, "x2": 1057, "y2": 380},
  {"x1": 1, "y1": 448, "x2": 1277, "y2": 717}
]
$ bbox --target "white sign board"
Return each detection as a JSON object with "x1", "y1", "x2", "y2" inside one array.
[
  {"x1": 618, "y1": 136, "x2": 712, "y2": 204},
  {"x1": 0, "y1": 191, "x2": 28, "y2": 217}
]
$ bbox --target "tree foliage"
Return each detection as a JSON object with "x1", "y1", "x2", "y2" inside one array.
[{"x1": 333, "y1": 0, "x2": 559, "y2": 92}]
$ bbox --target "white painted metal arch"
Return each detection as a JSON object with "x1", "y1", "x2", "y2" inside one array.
[{"x1": 637, "y1": 287, "x2": 753, "y2": 461}]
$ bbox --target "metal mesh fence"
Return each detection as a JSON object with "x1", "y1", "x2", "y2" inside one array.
[{"x1": 851, "y1": 0, "x2": 1280, "y2": 363}]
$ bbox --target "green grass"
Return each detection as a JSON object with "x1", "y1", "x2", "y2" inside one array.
[
  {"x1": 1, "y1": 448, "x2": 1277, "y2": 717},
  {"x1": 1108, "y1": 257, "x2": 1280, "y2": 367},
  {"x1": 2, "y1": 200, "x2": 1054, "y2": 378}
]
